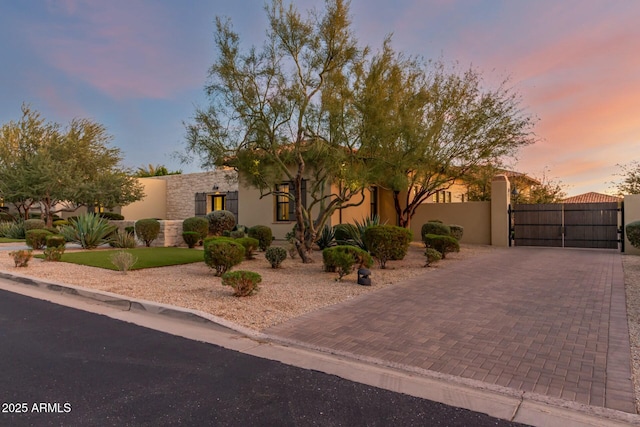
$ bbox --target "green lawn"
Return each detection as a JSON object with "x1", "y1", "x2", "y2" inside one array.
[
  {"x1": 0, "y1": 237, "x2": 25, "y2": 243},
  {"x1": 49, "y1": 247, "x2": 204, "y2": 271}
]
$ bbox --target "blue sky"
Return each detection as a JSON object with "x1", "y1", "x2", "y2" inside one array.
[{"x1": 1, "y1": 0, "x2": 639, "y2": 196}]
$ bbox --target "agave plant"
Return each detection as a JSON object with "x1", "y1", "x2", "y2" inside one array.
[
  {"x1": 60, "y1": 213, "x2": 116, "y2": 249},
  {"x1": 2, "y1": 220, "x2": 26, "y2": 239},
  {"x1": 341, "y1": 215, "x2": 386, "y2": 251},
  {"x1": 315, "y1": 224, "x2": 336, "y2": 250}
]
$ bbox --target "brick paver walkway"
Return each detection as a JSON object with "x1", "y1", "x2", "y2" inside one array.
[{"x1": 265, "y1": 247, "x2": 636, "y2": 413}]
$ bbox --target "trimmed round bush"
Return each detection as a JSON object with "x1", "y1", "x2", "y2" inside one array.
[
  {"x1": 203, "y1": 237, "x2": 245, "y2": 276},
  {"x1": 627, "y1": 221, "x2": 640, "y2": 249},
  {"x1": 424, "y1": 248, "x2": 442, "y2": 266},
  {"x1": 25, "y1": 229, "x2": 53, "y2": 249},
  {"x1": 206, "y1": 210, "x2": 236, "y2": 236},
  {"x1": 423, "y1": 234, "x2": 460, "y2": 259},
  {"x1": 449, "y1": 224, "x2": 464, "y2": 241},
  {"x1": 24, "y1": 218, "x2": 46, "y2": 231},
  {"x1": 265, "y1": 247, "x2": 287, "y2": 268},
  {"x1": 53, "y1": 219, "x2": 69, "y2": 228},
  {"x1": 248, "y1": 225, "x2": 273, "y2": 251},
  {"x1": 135, "y1": 218, "x2": 161, "y2": 247},
  {"x1": 45, "y1": 235, "x2": 66, "y2": 248},
  {"x1": 235, "y1": 236, "x2": 259, "y2": 259},
  {"x1": 363, "y1": 225, "x2": 413, "y2": 268},
  {"x1": 333, "y1": 223, "x2": 358, "y2": 243},
  {"x1": 230, "y1": 230, "x2": 245, "y2": 239},
  {"x1": 322, "y1": 245, "x2": 373, "y2": 281},
  {"x1": 221, "y1": 270, "x2": 262, "y2": 297},
  {"x1": 99, "y1": 212, "x2": 124, "y2": 220},
  {"x1": 421, "y1": 222, "x2": 451, "y2": 241},
  {"x1": 182, "y1": 216, "x2": 208, "y2": 243},
  {"x1": 182, "y1": 231, "x2": 200, "y2": 248}
]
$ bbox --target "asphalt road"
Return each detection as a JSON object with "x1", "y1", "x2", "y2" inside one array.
[{"x1": 0, "y1": 289, "x2": 529, "y2": 427}]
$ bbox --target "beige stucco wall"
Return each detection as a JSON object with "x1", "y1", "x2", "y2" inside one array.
[
  {"x1": 624, "y1": 194, "x2": 640, "y2": 255},
  {"x1": 409, "y1": 202, "x2": 492, "y2": 244},
  {"x1": 330, "y1": 188, "x2": 373, "y2": 226},
  {"x1": 120, "y1": 178, "x2": 167, "y2": 221}
]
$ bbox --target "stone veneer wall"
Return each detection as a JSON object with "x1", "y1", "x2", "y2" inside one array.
[
  {"x1": 110, "y1": 220, "x2": 186, "y2": 247},
  {"x1": 156, "y1": 170, "x2": 238, "y2": 220}
]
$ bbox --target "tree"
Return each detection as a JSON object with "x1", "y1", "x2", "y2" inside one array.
[
  {"x1": 0, "y1": 105, "x2": 145, "y2": 225},
  {"x1": 614, "y1": 161, "x2": 640, "y2": 195},
  {"x1": 523, "y1": 169, "x2": 566, "y2": 204},
  {"x1": 184, "y1": 0, "x2": 370, "y2": 263},
  {"x1": 135, "y1": 164, "x2": 182, "y2": 177},
  {"x1": 357, "y1": 45, "x2": 536, "y2": 227}
]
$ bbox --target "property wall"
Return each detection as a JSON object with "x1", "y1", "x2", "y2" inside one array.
[
  {"x1": 409, "y1": 202, "x2": 492, "y2": 244},
  {"x1": 158, "y1": 170, "x2": 237, "y2": 220},
  {"x1": 624, "y1": 194, "x2": 640, "y2": 255},
  {"x1": 110, "y1": 220, "x2": 185, "y2": 247},
  {"x1": 120, "y1": 178, "x2": 167, "y2": 221}
]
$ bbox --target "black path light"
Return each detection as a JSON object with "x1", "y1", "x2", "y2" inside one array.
[{"x1": 357, "y1": 268, "x2": 371, "y2": 286}]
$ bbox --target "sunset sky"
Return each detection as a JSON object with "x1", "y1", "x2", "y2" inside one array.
[{"x1": 1, "y1": 0, "x2": 638, "y2": 196}]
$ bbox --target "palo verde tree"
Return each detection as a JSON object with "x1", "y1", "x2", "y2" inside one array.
[
  {"x1": 358, "y1": 44, "x2": 536, "y2": 227},
  {"x1": 184, "y1": 0, "x2": 371, "y2": 263},
  {"x1": 0, "y1": 105, "x2": 144, "y2": 225}
]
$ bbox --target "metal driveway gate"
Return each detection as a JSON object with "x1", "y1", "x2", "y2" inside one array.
[{"x1": 511, "y1": 202, "x2": 621, "y2": 249}]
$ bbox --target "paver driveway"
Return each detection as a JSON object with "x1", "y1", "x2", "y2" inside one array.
[{"x1": 265, "y1": 247, "x2": 636, "y2": 413}]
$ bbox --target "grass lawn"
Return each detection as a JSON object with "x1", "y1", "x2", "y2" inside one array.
[
  {"x1": 0, "y1": 237, "x2": 25, "y2": 243},
  {"x1": 49, "y1": 247, "x2": 204, "y2": 271}
]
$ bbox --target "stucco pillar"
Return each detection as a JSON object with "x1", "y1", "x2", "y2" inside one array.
[
  {"x1": 491, "y1": 174, "x2": 511, "y2": 247},
  {"x1": 624, "y1": 194, "x2": 640, "y2": 255}
]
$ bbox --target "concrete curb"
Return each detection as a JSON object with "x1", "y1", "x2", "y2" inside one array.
[{"x1": 1, "y1": 269, "x2": 639, "y2": 427}]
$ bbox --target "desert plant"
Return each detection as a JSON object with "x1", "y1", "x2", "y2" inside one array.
[
  {"x1": 333, "y1": 223, "x2": 358, "y2": 243},
  {"x1": 43, "y1": 246, "x2": 65, "y2": 261},
  {"x1": 421, "y1": 222, "x2": 451, "y2": 241},
  {"x1": 265, "y1": 246, "x2": 287, "y2": 268},
  {"x1": 235, "y1": 236, "x2": 259, "y2": 259},
  {"x1": 203, "y1": 237, "x2": 245, "y2": 276},
  {"x1": 315, "y1": 224, "x2": 336, "y2": 250},
  {"x1": 111, "y1": 230, "x2": 137, "y2": 248},
  {"x1": 45, "y1": 235, "x2": 66, "y2": 248},
  {"x1": 9, "y1": 250, "x2": 33, "y2": 267},
  {"x1": 99, "y1": 212, "x2": 125, "y2": 220},
  {"x1": 124, "y1": 226, "x2": 135, "y2": 235},
  {"x1": 60, "y1": 213, "x2": 117, "y2": 249},
  {"x1": 424, "y1": 248, "x2": 442, "y2": 266},
  {"x1": 363, "y1": 225, "x2": 413, "y2": 269},
  {"x1": 230, "y1": 230, "x2": 246, "y2": 239},
  {"x1": 248, "y1": 225, "x2": 273, "y2": 251},
  {"x1": 3, "y1": 221, "x2": 25, "y2": 239},
  {"x1": 0, "y1": 222, "x2": 14, "y2": 237},
  {"x1": 206, "y1": 210, "x2": 236, "y2": 236},
  {"x1": 322, "y1": 245, "x2": 373, "y2": 281},
  {"x1": 135, "y1": 218, "x2": 161, "y2": 247},
  {"x1": 449, "y1": 224, "x2": 464, "y2": 241},
  {"x1": 0, "y1": 212, "x2": 15, "y2": 222},
  {"x1": 337, "y1": 215, "x2": 386, "y2": 251},
  {"x1": 221, "y1": 270, "x2": 262, "y2": 297},
  {"x1": 110, "y1": 250, "x2": 138, "y2": 274},
  {"x1": 24, "y1": 218, "x2": 46, "y2": 231},
  {"x1": 627, "y1": 221, "x2": 640, "y2": 249},
  {"x1": 182, "y1": 216, "x2": 208, "y2": 243},
  {"x1": 52, "y1": 219, "x2": 69, "y2": 228},
  {"x1": 423, "y1": 234, "x2": 460, "y2": 259},
  {"x1": 182, "y1": 231, "x2": 200, "y2": 248},
  {"x1": 25, "y1": 229, "x2": 53, "y2": 250}
]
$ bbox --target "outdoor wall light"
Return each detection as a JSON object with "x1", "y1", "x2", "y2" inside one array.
[
  {"x1": 212, "y1": 185, "x2": 219, "y2": 191},
  {"x1": 357, "y1": 268, "x2": 372, "y2": 286}
]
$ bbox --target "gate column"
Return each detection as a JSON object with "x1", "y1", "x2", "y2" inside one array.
[
  {"x1": 491, "y1": 174, "x2": 511, "y2": 247},
  {"x1": 624, "y1": 194, "x2": 640, "y2": 254}
]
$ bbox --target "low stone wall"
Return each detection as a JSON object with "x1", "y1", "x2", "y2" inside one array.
[{"x1": 110, "y1": 220, "x2": 184, "y2": 247}]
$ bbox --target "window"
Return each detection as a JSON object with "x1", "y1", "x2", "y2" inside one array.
[
  {"x1": 370, "y1": 187, "x2": 378, "y2": 217},
  {"x1": 433, "y1": 190, "x2": 452, "y2": 203},
  {"x1": 210, "y1": 194, "x2": 225, "y2": 212},
  {"x1": 275, "y1": 183, "x2": 290, "y2": 221}
]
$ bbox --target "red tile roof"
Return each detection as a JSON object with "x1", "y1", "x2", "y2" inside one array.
[{"x1": 562, "y1": 192, "x2": 621, "y2": 203}]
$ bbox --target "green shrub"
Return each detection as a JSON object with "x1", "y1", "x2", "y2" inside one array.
[
  {"x1": 0, "y1": 212, "x2": 14, "y2": 222},
  {"x1": 52, "y1": 219, "x2": 69, "y2": 228},
  {"x1": 24, "y1": 218, "x2": 46, "y2": 231},
  {"x1": 3, "y1": 221, "x2": 25, "y2": 239},
  {"x1": 25, "y1": 229, "x2": 53, "y2": 249},
  {"x1": 333, "y1": 223, "x2": 358, "y2": 243},
  {"x1": 182, "y1": 231, "x2": 200, "y2": 248},
  {"x1": 135, "y1": 218, "x2": 161, "y2": 247},
  {"x1": 99, "y1": 212, "x2": 125, "y2": 220},
  {"x1": 265, "y1": 247, "x2": 287, "y2": 268},
  {"x1": 449, "y1": 224, "x2": 464, "y2": 241},
  {"x1": 627, "y1": 221, "x2": 640, "y2": 249},
  {"x1": 315, "y1": 224, "x2": 336, "y2": 250},
  {"x1": 206, "y1": 210, "x2": 236, "y2": 236},
  {"x1": 9, "y1": 249, "x2": 32, "y2": 267},
  {"x1": 235, "y1": 237, "x2": 259, "y2": 259},
  {"x1": 204, "y1": 238, "x2": 245, "y2": 276},
  {"x1": 221, "y1": 270, "x2": 262, "y2": 297},
  {"x1": 424, "y1": 248, "x2": 442, "y2": 266},
  {"x1": 0, "y1": 222, "x2": 13, "y2": 238},
  {"x1": 423, "y1": 234, "x2": 460, "y2": 259},
  {"x1": 363, "y1": 225, "x2": 413, "y2": 269},
  {"x1": 60, "y1": 213, "x2": 117, "y2": 249},
  {"x1": 124, "y1": 226, "x2": 135, "y2": 236},
  {"x1": 322, "y1": 245, "x2": 373, "y2": 281},
  {"x1": 230, "y1": 230, "x2": 245, "y2": 239},
  {"x1": 45, "y1": 235, "x2": 66, "y2": 248},
  {"x1": 248, "y1": 225, "x2": 273, "y2": 251},
  {"x1": 43, "y1": 246, "x2": 65, "y2": 262},
  {"x1": 182, "y1": 216, "x2": 208, "y2": 243},
  {"x1": 421, "y1": 222, "x2": 451, "y2": 241},
  {"x1": 111, "y1": 230, "x2": 137, "y2": 248}
]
